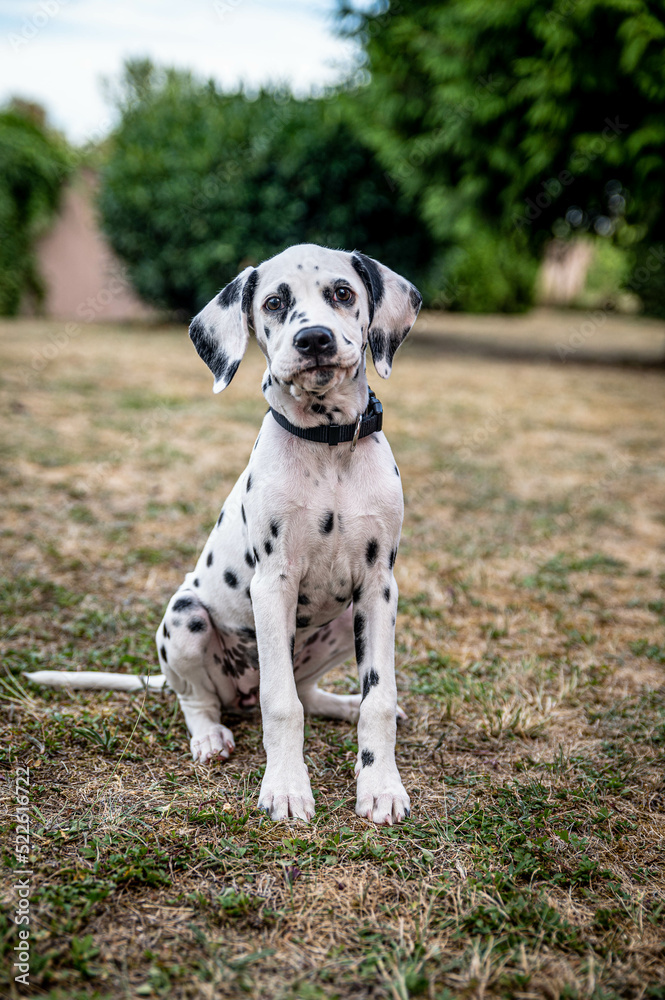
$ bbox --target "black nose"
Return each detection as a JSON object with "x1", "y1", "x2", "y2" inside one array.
[{"x1": 293, "y1": 326, "x2": 336, "y2": 356}]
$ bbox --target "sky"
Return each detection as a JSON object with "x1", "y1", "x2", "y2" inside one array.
[{"x1": 0, "y1": 0, "x2": 360, "y2": 143}]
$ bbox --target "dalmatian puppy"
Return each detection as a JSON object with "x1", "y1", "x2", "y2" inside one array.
[{"x1": 26, "y1": 244, "x2": 421, "y2": 825}]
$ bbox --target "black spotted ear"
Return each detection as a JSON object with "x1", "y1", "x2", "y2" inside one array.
[
  {"x1": 189, "y1": 266, "x2": 258, "y2": 393},
  {"x1": 351, "y1": 251, "x2": 422, "y2": 379}
]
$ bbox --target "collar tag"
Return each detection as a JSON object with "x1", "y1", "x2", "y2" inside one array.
[{"x1": 350, "y1": 412, "x2": 363, "y2": 452}]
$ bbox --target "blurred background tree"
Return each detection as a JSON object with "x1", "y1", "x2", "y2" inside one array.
[
  {"x1": 98, "y1": 59, "x2": 435, "y2": 314},
  {"x1": 6, "y1": 2, "x2": 663, "y2": 318},
  {"x1": 337, "y1": 0, "x2": 665, "y2": 313},
  {"x1": 0, "y1": 101, "x2": 72, "y2": 315}
]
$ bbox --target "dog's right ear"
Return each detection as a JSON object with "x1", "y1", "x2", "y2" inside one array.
[{"x1": 189, "y1": 266, "x2": 258, "y2": 393}]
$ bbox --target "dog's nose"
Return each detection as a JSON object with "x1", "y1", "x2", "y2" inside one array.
[{"x1": 293, "y1": 326, "x2": 336, "y2": 356}]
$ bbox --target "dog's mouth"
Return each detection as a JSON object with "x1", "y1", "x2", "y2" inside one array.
[{"x1": 294, "y1": 362, "x2": 339, "y2": 386}]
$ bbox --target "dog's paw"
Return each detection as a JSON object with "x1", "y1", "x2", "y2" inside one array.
[
  {"x1": 355, "y1": 767, "x2": 410, "y2": 825},
  {"x1": 258, "y1": 766, "x2": 315, "y2": 822},
  {"x1": 191, "y1": 725, "x2": 235, "y2": 764}
]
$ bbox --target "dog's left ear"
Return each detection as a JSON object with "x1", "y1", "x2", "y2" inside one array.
[
  {"x1": 189, "y1": 266, "x2": 258, "y2": 393},
  {"x1": 351, "y1": 251, "x2": 422, "y2": 379}
]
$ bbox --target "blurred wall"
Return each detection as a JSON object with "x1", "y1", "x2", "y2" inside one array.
[{"x1": 32, "y1": 169, "x2": 155, "y2": 322}]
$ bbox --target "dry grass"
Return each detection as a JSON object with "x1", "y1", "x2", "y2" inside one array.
[{"x1": 1, "y1": 314, "x2": 664, "y2": 1000}]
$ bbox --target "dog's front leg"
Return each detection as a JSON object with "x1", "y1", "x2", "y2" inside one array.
[
  {"x1": 354, "y1": 574, "x2": 410, "y2": 825},
  {"x1": 251, "y1": 574, "x2": 315, "y2": 821}
]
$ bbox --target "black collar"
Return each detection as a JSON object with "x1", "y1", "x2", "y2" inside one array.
[{"x1": 269, "y1": 389, "x2": 383, "y2": 448}]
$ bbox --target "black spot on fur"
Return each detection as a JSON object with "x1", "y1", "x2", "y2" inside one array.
[
  {"x1": 383, "y1": 586, "x2": 391, "y2": 602},
  {"x1": 246, "y1": 473, "x2": 252, "y2": 491},
  {"x1": 290, "y1": 634, "x2": 295, "y2": 662},
  {"x1": 189, "y1": 318, "x2": 233, "y2": 383},
  {"x1": 389, "y1": 547, "x2": 398, "y2": 570},
  {"x1": 335, "y1": 594, "x2": 347, "y2": 603},
  {"x1": 193, "y1": 578, "x2": 200, "y2": 587},
  {"x1": 351, "y1": 252, "x2": 384, "y2": 323},
  {"x1": 362, "y1": 667, "x2": 379, "y2": 700},
  {"x1": 366, "y1": 539, "x2": 379, "y2": 566},
  {"x1": 217, "y1": 275, "x2": 242, "y2": 307},
  {"x1": 354, "y1": 612, "x2": 366, "y2": 665},
  {"x1": 241, "y1": 269, "x2": 259, "y2": 321},
  {"x1": 241, "y1": 505, "x2": 246, "y2": 524},
  {"x1": 296, "y1": 616, "x2": 311, "y2": 628},
  {"x1": 320, "y1": 511, "x2": 334, "y2": 534},
  {"x1": 264, "y1": 325, "x2": 271, "y2": 339},
  {"x1": 224, "y1": 570, "x2": 239, "y2": 589},
  {"x1": 159, "y1": 644, "x2": 167, "y2": 662},
  {"x1": 213, "y1": 653, "x2": 221, "y2": 664},
  {"x1": 272, "y1": 282, "x2": 295, "y2": 325},
  {"x1": 361, "y1": 749, "x2": 375, "y2": 768},
  {"x1": 206, "y1": 551, "x2": 213, "y2": 567},
  {"x1": 245, "y1": 550, "x2": 255, "y2": 568},
  {"x1": 253, "y1": 547, "x2": 260, "y2": 564},
  {"x1": 270, "y1": 520, "x2": 280, "y2": 538},
  {"x1": 188, "y1": 618, "x2": 206, "y2": 633},
  {"x1": 264, "y1": 540, "x2": 273, "y2": 555},
  {"x1": 298, "y1": 594, "x2": 310, "y2": 605},
  {"x1": 352, "y1": 584, "x2": 362, "y2": 604},
  {"x1": 163, "y1": 624, "x2": 170, "y2": 639},
  {"x1": 245, "y1": 587, "x2": 252, "y2": 601},
  {"x1": 410, "y1": 286, "x2": 422, "y2": 311},
  {"x1": 217, "y1": 509, "x2": 225, "y2": 526},
  {"x1": 394, "y1": 464, "x2": 400, "y2": 477},
  {"x1": 368, "y1": 327, "x2": 386, "y2": 363},
  {"x1": 173, "y1": 597, "x2": 194, "y2": 612}
]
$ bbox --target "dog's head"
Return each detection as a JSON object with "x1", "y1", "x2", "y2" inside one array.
[{"x1": 189, "y1": 244, "x2": 422, "y2": 394}]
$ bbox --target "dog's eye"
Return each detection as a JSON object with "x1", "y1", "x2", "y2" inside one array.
[
  {"x1": 265, "y1": 296, "x2": 282, "y2": 311},
  {"x1": 334, "y1": 286, "x2": 353, "y2": 303}
]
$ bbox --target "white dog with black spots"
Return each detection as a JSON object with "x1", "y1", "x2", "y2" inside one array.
[{"x1": 26, "y1": 243, "x2": 422, "y2": 826}]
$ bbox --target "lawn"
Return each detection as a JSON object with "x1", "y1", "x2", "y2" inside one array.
[{"x1": 1, "y1": 314, "x2": 664, "y2": 999}]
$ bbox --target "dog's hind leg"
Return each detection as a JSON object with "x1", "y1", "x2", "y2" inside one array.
[
  {"x1": 294, "y1": 607, "x2": 406, "y2": 724},
  {"x1": 157, "y1": 589, "x2": 237, "y2": 764}
]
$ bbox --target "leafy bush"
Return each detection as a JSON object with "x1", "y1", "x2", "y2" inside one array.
[
  {"x1": 440, "y1": 228, "x2": 538, "y2": 313},
  {"x1": 338, "y1": 0, "x2": 665, "y2": 314},
  {"x1": 628, "y1": 241, "x2": 665, "y2": 318},
  {"x1": 0, "y1": 103, "x2": 71, "y2": 315},
  {"x1": 98, "y1": 61, "x2": 435, "y2": 314}
]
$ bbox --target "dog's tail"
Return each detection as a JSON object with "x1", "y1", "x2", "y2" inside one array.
[{"x1": 23, "y1": 671, "x2": 168, "y2": 692}]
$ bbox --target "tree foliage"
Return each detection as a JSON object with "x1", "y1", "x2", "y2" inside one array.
[
  {"x1": 98, "y1": 61, "x2": 435, "y2": 314},
  {"x1": 338, "y1": 0, "x2": 665, "y2": 312},
  {"x1": 0, "y1": 103, "x2": 71, "y2": 315}
]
